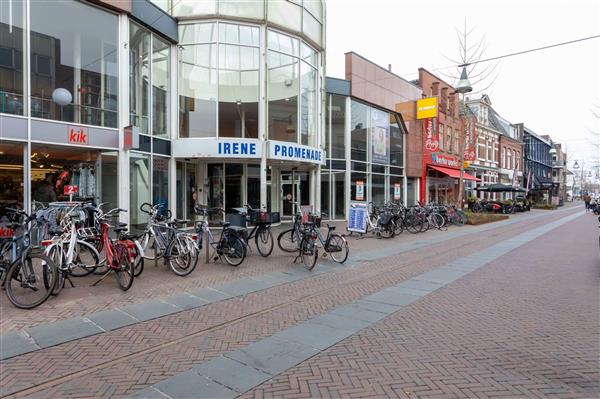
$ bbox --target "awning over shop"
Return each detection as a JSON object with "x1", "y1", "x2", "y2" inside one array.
[{"x1": 429, "y1": 165, "x2": 480, "y2": 181}]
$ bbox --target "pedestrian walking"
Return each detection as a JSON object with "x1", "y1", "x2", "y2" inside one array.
[{"x1": 583, "y1": 193, "x2": 591, "y2": 211}]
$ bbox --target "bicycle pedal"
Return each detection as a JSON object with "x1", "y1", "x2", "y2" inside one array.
[{"x1": 213, "y1": 256, "x2": 219, "y2": 261}]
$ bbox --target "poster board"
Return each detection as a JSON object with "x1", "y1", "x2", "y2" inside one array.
[{"x1": 347, "y1": 201, "x2": 368, "y2": 233}]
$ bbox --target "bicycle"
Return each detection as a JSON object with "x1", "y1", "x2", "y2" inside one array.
[
  {"x1": 365, "y1": 203, "x2": 395, "y2": 239},
  {"x1": 194, "y1": 205, "x2": 246, "y2": 267},
  {"x1": 240, "y1": 204, "x2": 276, "y2": 257},
  {"x1": 0, "y1": 207, "x2": 57, "y2": 309},
  {"x1": 310, "y1": 213, "x2": 349, "y2": 264},
  {"x1": 277, "y1": 202, "x2": 305, "y2": 253},
  {"x1": 136, "y1": 203, "x2": 198, "y2": 276},
  {"x1": 295, "y1": 217, "x2": 319, "y2": 270}
]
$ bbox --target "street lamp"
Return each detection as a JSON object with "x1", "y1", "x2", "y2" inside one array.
[{"x1": 456, "y1": 66, "x2": 473, "y2": 209}]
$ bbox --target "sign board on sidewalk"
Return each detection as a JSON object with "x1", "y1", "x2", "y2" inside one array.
[
  {"x1": 347, "y1": 201, "x2": 368, "y2": 233},
  {"x1": 300, "y1": 205, "x2": 313, "y2": 224}
]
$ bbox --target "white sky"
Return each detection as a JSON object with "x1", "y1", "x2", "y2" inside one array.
[{"x1": 325, "y1": 0, "x2": 600, "y2": 168}]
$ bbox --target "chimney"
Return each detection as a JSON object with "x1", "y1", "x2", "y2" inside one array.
[{"x1": 388, "y1": 64, "x2": 392, "y2": 72}]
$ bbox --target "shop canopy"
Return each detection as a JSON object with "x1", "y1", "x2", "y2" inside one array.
[
  {"x1": 429, "y1": 165, "x2": 480, "y2": 181},
  {"x1": 475, "y1": 184, "x2": 526, "y2": 192}
]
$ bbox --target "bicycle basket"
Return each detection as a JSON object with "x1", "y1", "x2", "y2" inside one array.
[
  {"x1": 378, "y1": 212, "x2": 393, "y2": 226},
  {"x1": 249, "y1": 211, "x2": 280, "y2": 224},
  {"x1": 308, "y1": 214, "x2": 321, "y2": 228}
]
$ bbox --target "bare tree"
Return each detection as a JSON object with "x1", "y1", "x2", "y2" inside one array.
[{"x1": 440, "y1": 19, "x2": 501, "y2": 96}]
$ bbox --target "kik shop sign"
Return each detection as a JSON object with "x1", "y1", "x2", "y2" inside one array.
[
  {"x1": 268, "y1": 140, "x2": 325, "y2": 165},
  {"x1": 30, "y1": 119, "x2": 119, "y2": 149}
]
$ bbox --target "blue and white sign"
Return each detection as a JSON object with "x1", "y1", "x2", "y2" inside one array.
[
  {"x1": 268, "y1": 140, "x2": 325, "y2": 165},
  {"x1": 347, "y1": 201, "x2": 368, "y2": 233},
  {"x1": 172, "y1": 138, "x2": 263, "y2": 159}
]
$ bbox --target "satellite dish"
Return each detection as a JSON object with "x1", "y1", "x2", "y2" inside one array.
[{"x1": 52, "y1": 88, "x2": 72, "y2": 106}]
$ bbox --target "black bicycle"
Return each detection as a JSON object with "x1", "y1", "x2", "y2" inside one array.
[
  {"x1": 194, "y1": 206, "x2": 246, "y2": 267},
  {"x1": 277, "y1": 202, "x2": 304, "y2": 253},
  {"x1": 241, "y1": 204, "x2": 276, "y2": 257},
  {"x1": 0, "y1": 207, "x2": 58, "y2": 309}
]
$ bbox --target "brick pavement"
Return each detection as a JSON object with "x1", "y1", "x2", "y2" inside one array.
[
  {"x1": 0, "y1": 207, "x2": 584, "y2": 398},
  {"x1": 242, "y1": 210, "x2": 599, "y2": 399},
  {"x1": 0, "y1": 209, "x2": 572, "y2": 333}
]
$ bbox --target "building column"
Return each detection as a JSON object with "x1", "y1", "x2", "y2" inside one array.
[
  {"x1": 117, "y1": 13, "x2": 129, "y2": 225},
  {"x1": 344, "y1": 96, "x2": 352, "y2": 217},
  {"x1": 260, "y1": 150, "x2": 267, "y2": 210}
]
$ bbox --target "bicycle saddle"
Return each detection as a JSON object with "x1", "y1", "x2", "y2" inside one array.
[
  {"x1": 113, "y1": 226, "x2": 128, "y2": 233},
  {"x1": 327, "y1": 224, "x2": 336, "y2": 231},
  {"x1": 48, "y1": 228, "x2": 64, "y2": 236}
]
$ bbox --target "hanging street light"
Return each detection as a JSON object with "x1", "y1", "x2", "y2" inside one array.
[{"x1": 456, "y1": 66, "x2": 473, "y2": 209}]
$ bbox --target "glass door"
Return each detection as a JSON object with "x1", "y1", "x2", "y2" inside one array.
[{"x1": 281, "y1": 171, "x2": 295, "y2": 217}]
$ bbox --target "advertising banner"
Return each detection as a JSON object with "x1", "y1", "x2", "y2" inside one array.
[
  {"x1": 347, "y1": 201, "x2": 368, "y2": 233},
  {"x1": 394, "y1": 183, "x2": 401, "y2": 200},
  {"x1": 370, "y1": 109, "x2": 389, "y2": 164},
  {"x1": 356, "y1": 180, "x2": 365, "y2": 201},
  {"x1": 463, "y1": 116, "x2": 477, "y2": 161},
  {"x1": 423, "y1": 118, "x2": 439, "y2": 152}
]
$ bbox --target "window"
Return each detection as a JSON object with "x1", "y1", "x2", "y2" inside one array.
[
  {"x1": 218, "y1": 24, "x2": 260, "y2": 138},
  {"x1": 130, "y1": 23, "x2": 150, "y2": 134},
  {"x1": 30, "y1": 0, "x2": 118, "y2": 127},
  {"x1": 130, "y1": 153, "x2": 151, "y2": 230},
  {"x1": 439, "y1": 124, "x2": 444, "y2": 151},
  {"x1": 300, "y1": 60, "x2": 317, "y2": 146},
  {"x1": 389, "y1": 113, "x2": 403, "y2": 168},
  {"x1": 0, "y1": 0, "x2": 25, "y2": 115},
  {"x1": 446, "y1": 126, "x2": 452, "y2": 152},
  {"x1": 350, "y1": 100, "x2": 368, "y2": 161},
  {"x1": 152, "y1": 37, "x2": 170, "y2": 138},
  {"x1": 329, "y1": 94, "x2": 346, "y2": 159}
]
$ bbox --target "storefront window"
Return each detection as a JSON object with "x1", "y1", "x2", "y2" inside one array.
[
  {"x1": 351, "y1": 171, "x2": 366, "y2": 202},
  {"x1": 0, "y1": 142, "x2": 24, "y2": 206},
  {"x1": 173, "y1": 0, "x2": 216, "y2": 17},
  {"x1": 268, "y1": 51, "x2": 298, "y2": 142},
  {"x1": 130, "y1": 153, "x2": 150, "y2": 230},
  {"x1": 390, "y1": 175, "x2": 403, "y2": 204},
  {"x1": 247, "y1": 165, "x2": 261, "y2": 209},
  {"x1": 407, "y1": 177, "x2": 416, "y2": 206},
  {"x1": 130, "y1": 23, "x2": 150, "y2": 134},
  {"x1": 371, "y1": 173, "x2": 385, "y2": 205},
  {"x1": 389, "y1": 113, "x2": 403, "y2": 168},
  {"x1": 152, "y1": 156, "x2": 169, "y2": 211},
  {"x1": 207, "y1": 163, "x2": 224, "y2": 225},
  {"x1": 225, "y1": 163, "x2": 243, "y2": 211},
  {"x1": 29, "y1": 144, "x2": 117, "y2": 207},
  {"x1": 351, "y1": 101, "x2": 368, "y2": 162},
  {"x1": 320, "y1": 172, "x2": 330, "y2": 217},
  {"x1": 329, "y1": 94, "x2": 346, "y2": 159},
  {"x1": 30, "y1": 0, "x2": 118, "y2": 128},
  {"x1": 332, "y1": 171, "x2": 345, "y2": 219},
  {"x1": 218, "y1": 1, "x2": 264, "y2": 20},
  {"x1": 152, "y1": 37, "x2": 170, "y2": 138},
  {"x1": 300, "y1": 60, "x2": 317, "y2": 146},
  {"x1": 0, "y1": 0, "x2": 25, "y2": 115}
]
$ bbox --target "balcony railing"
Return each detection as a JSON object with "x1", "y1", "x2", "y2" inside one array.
[{"x1": 552, "y1": 159, "x2": 565, "y2": 167}]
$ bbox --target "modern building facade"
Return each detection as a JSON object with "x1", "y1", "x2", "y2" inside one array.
[
  {"x1": 0, "y1": 0, "x2": 327, "y2": 227},
  {"x1": 321, "y1": 52, "x2": 415, "y2": 219}
]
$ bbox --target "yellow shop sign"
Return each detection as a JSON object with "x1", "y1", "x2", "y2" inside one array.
[{"x1": 416, "y1": 97, "x2": 438, "y2": 120}]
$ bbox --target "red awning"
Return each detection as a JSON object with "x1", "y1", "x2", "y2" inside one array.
[{"x1": 429, "y1": 165, "x2": 480, "y2": 181}]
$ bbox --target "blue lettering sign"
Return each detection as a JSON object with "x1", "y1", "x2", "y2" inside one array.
[
  {"x1": 223, "y1": 142, "x2": 231, "y2": 154},
  {"x1": 250, "y1": 143, "x2": 256, "y2": 155}
]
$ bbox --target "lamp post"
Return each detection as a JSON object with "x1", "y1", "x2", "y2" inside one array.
[
  {"x1": 455, "y1": 66, "x2": 473, "y2": 209},
  {"x1": 573, "y1": 160, "x2": 583, "y2": 197}
]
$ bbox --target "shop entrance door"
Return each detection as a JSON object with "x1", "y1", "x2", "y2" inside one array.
[{"x1": 280, "y1": 170, "x2": 309, "y2": 218}]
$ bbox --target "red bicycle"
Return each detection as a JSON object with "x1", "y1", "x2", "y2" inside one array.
[{"x1": 91, "y1": 208, "x2": 135, "y2": 291}]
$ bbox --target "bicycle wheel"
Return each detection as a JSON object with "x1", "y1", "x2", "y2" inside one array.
[
  {"x1": 69, "y1": 240, "x2": 100, "y2": 277},
  {"x1": 327, "y1": 234, "x2": 349, "y2": 264},
  {"x1": 45, "y1": 244, "x2": 65, "y2": 296},
  {"x1": 5, "y1": 251, "x2": 57, "y2": 309},
  {"x1": 379, "y1": 221, "x2": 395, "y2": 239},
  {"x1": 431, "y1": 213, "x2": 446, "y2": 230},
  {"x1": 255, "y1": 226, "x2": 274, "y2": 257},
  {"x1": 140, "y1": 233, "x2": 160, "y2": 260},
  {"x1": 167, "y1": 238, "x2": 194, "y2": 276},
  {"x1": 113, "y1": 244, "x2": 134, "y2": 291},
  {"x1": 393, "y1": 217, "x2": 404, "y2": 235},
  {"x1": 132, "y1": 243, "x2": 144, "y2": 277},
  {"x1": 221, "y1": 235, "x2": 246, "y2": 267},
  {"x1": 300, "y1": 236, "x2": 318, "y2": 271},
  {"x1": 277, "y1": 228, "x2": 300, "y2": 253},
  {"x1": 405, "y1": 216, "x2": 421, "y2": 234}
]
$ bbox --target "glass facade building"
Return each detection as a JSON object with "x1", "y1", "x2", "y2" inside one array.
[{"x1": 0, "y1": 0, "x2": 329, "y2": 226}]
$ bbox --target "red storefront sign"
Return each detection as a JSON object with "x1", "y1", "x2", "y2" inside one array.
[
  {"x1": 423, "y1": 118, "x2": 439, "y2": 152},
  {"x1": 68, "y1": 126, "x2": 89, "y2": 145},
  {"x1": 463, "y1": 116, "x2": 477, "y2": 161}
]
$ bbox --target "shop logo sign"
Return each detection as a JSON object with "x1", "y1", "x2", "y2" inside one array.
[
  {"x1": 432, "y1": 153, "x2": 460, "y2": 168},
  {"x1": 68, "y1": 126, "x2": 88, "y2": 145}
]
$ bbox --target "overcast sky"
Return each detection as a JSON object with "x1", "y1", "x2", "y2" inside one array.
[{"x1": 325, "y1": 0, "x2": 600, "y2": 168}]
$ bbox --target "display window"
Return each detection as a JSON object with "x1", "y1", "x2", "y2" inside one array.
[
  {"x1": 0, "y1": 142, "x2": 25, "y2": 207},
  {"x1": 129, "y1": 152, "x2": 151, "y2": 230},
  {"x1": 30, "y1": 143, "x2": 117, "y2": 207}
]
